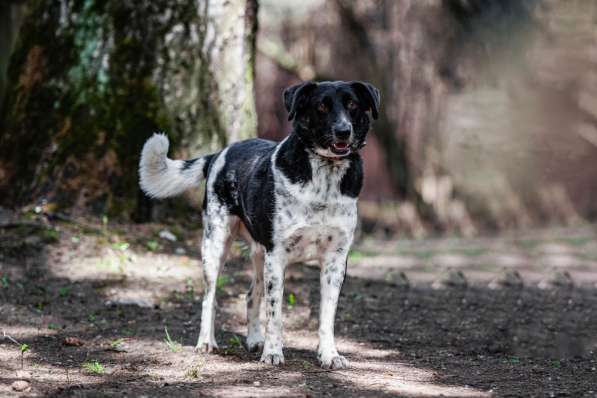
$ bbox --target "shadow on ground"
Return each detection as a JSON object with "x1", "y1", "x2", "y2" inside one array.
[{"x1": 1, "y1": 219, "x2": 597, "y2": 397}]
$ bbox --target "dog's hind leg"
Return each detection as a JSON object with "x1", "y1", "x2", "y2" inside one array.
[
  {"x1": 246, "y1": 243, "x2": 265, "y2": 352},
  {"x1": 196, "y1": 212, "x2": 237, "y2": 353}
]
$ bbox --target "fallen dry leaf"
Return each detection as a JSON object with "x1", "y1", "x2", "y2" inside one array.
[{"x1": 63, "y1": 337, "x2": 84, "y2": 346}]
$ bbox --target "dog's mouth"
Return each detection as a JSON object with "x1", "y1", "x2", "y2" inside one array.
[{"x1": 330, "y1": 142, "x2": 351, "y2": 156}]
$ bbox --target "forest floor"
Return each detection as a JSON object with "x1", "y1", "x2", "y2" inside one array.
[{"x1": 1, "y1": 209, "x2": 597, "y2": 398}]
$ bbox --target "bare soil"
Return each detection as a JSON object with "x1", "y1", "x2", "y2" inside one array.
[{"x1": 1, "y1": 212, "x2": 597, "y2": 397}]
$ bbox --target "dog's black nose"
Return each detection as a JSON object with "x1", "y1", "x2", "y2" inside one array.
[{"x1": 334, "y1": 127, "x2": 351, "y2": 140}]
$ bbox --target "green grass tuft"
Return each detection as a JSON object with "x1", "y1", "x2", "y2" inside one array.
[
  {"x1": 164, "y1": 326, "x2": 181, "y2": 353},
  {"x1": 287, "y1": 292, "x2": 296, "y2": 307},
  {"x1": 82, "y1": 360, "x2": 105, "y2": 374}
]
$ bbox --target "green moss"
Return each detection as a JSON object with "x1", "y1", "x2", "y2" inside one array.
[{"x1": 1, "y1": 0, "x2": 257, "y2": 218}]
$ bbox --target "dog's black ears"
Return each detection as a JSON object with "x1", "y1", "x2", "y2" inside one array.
[
  {"x1": 283, "y1": 81, "x2": 317, "y2": 121},
  {"x1": 350, "y1": 81, "x2": 381, "y2": 120}
]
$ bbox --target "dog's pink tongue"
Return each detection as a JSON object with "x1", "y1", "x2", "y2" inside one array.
[{"x1": 334, "y1": 143, "x2": 348, "y2": 149}]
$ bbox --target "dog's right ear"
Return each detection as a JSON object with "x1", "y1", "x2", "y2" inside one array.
[{"x1": 283, "y1": 81, "x2": 317, "y2": 121}]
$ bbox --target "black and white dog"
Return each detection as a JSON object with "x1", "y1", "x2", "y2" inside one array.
[{"x1": 139, "y1": 80, "x2": 380, "y2": 369}]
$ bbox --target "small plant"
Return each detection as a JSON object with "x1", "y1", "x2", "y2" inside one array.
[
  {"x1": 19, "y1": 344, "x2": 29, "y2": 369},
  {"x1": 48, "y1": 323, "x2": 60, "y2": 330},
  {"x1": 71, "y1": 235, "x2": 81, "y2": 244},
  {"x1": 88, "y1": 313, "x2": 97, "y2": 323},
  {"x1": 216, "y1": 275, "x2": 230, "y2": 291},
  {"x1": 287, "y1": 292, "x2": 296, "y2": 308},
  {"x1": 301, "y1": 360, "x2": 313, "y2": 370},
  {"x1": 112, "y1": 241, "x2": 130, "y2": 251},
  {"x1": 1, "y1": 275, "x2": 9, "y2": 288},
  {"x1": 82, "y1": 360, "x2": 105, "y2": 374},
  {"x1": 223, "y1": 335, "x2": 243, "y2": 355},
  {"x1": 101, "y1": 215, "x2": 109, "y2": 233},
  {"x1": 348, "y1": 248, "x2": 378, "y2": 261},
  {"x1": 348, "y1": 249, "x2": 366, "y2": 261},
  {"x1": 185, "y1": 277, "x2": 195, "y2": 300},
  {"x1": 351, "y1": 292, "x2": 364, "y2": 301},
  {"x1": 146, "y1": 240, "x2": 159, "y2": 251},
  {"x1": 228, "y1": 335, "x2": 242, "y2": 348},
  {"x1": 111, "y1": 242, "x2": 130, "y2": 274},
  {"x1": 235, "y1": 241, "x2": 250, "y2": 259},
  {"x1": 2, "y1": 332, "x2": 30, "y2": 369},
  {"x1": 43, "y1": 228, "x2": 60, "y2": 243},
  {"x1": 185, "y1": 365, "x2": 202, "y2": 379},
  {"x1": 173, "y1": 291, "x2": 185, "y2": 301},
  {"x1": 164, "y1": 327, "x2": 181, "y2": 353},
  {"x1": 110, "y1": 338, "x2": 126, "y2": 352},
  {"x1": 184, "y1": 359, "x2": 205, "y2": 379},
  {"x1": 58, "y1": 286, "x2": 71, "y2": 298},
  {"x1": 34, "y1": 302, "x2": 44, "y2": 313}
]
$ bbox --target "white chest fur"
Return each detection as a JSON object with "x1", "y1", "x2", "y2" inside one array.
[{"x1": 271, "y1": 151, "x2": 357, "y2": 263}]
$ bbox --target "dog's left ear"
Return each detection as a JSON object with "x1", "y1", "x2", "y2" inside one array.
[
  {"x1": 350, "y1": 81, "x2": 381, "y2": 120},
  {"x1": 283, "y1": 81, "x2": 317, "y2": 121}
]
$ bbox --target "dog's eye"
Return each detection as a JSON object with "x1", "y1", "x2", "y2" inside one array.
[
  {"x1": 347, "y1": 99, "x2": 357, "y2": 111},
  {"x1": 317, "y1": 102, "x2": 328, "y2": 113}
]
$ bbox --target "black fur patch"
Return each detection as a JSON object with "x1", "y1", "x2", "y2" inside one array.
[
  {"x1": 182, "y1": 158, "x2": 197, "y2": 171},
  {"x1": 275, "y1": 134, "x2": 312, "y2": 185},
  {"x1": 206, "y1": 139, "x2": 277, "y2": 250},
  {"x1": 202, "y1": 154, "x2": 215, "y2": 178},
  {"x1": 340, "y1": 155, "x2": 364, "y2": 198}
]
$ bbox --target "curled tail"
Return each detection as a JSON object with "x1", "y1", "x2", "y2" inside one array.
[{"x1": 139, "y1": 133, "x2": 207, "y2": 199}]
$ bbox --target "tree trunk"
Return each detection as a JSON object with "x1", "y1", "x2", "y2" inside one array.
[
  {"x1": 0, "y1": 0, "x2": 258, "y2": 219},
  {"x1": 0, "y1": 2, "x2": 26, "y2": 113}
]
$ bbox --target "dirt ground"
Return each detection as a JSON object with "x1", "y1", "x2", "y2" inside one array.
[{"x1": 1, "y1": 210, "x2": 597, "y2": 397}]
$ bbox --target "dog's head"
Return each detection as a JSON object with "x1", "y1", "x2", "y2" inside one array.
[{"x1": 283, "y1": 80, "x2": 380, "y2": 158}]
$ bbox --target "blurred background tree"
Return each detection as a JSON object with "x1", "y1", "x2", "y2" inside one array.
[
  {"x1": 256, "y1": 0, "x2": 597, "y2": 237},
  {"x1": 0, "y1": 0, "x2": 258, "y2": 220},
  {"x1": 1, "y1": 0, "x2": 596, "y2": 237}
]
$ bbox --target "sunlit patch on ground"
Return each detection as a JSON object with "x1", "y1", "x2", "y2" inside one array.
[
  {"x1": 1, "y1": 219, "x2": 597, "y2": 396},
  {"x1": 331, "y1": 361, "x2": 491, "y2": 398}
]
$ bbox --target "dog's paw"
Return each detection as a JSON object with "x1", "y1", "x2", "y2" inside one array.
[
  {"x1": 195, "y1": 336, "x2": 218, "y2": 353},
  {"x1": 246, "y1": 333, "x2": 265, "y2": 352},
  {"x1": 260, "y1": 350, "x2": 285, "y2": 366},
  {"x1": 319, "y1": 352, "x2": 348, "y2": 370}
]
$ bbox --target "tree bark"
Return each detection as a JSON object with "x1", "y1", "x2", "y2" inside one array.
[
  {"x1": 0, "y1": 2, "x2": 25, "y2": 113},
  {"x1": 0, "y1": 0, "x2": 259, "y2": 218}
]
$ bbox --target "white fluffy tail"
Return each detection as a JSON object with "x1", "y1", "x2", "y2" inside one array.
[{"x1": 139, "y1": 133, "x2": 206, "y2": 199}]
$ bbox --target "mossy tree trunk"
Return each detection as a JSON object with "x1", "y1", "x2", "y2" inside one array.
[
  {"x1": 0, "y1": 0, "x2": 258, "y2": 219},
  {"x1": 0, "y1": 2, "x2": 26, "y2": 113}
]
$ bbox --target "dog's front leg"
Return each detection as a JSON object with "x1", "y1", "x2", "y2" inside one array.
[
  {"x1": 260, "y1": 250, "x2": 286, "y2": 365},
  {"x1": 318, "y1": 254, "x2": 349, "y2": 369}
]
